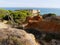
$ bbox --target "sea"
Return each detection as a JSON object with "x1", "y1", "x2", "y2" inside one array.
[{"x1": 1, "y1": 7, "x2": 60, "y2": 16}]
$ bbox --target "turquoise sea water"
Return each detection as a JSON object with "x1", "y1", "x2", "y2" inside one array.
[{"x1": 2, "y1": 7, "x2": 60, "y2": 16}]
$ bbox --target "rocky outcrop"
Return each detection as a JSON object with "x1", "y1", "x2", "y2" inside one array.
[
  {"x1": 0, "y1": 28, "x2": 39, "y2": 45},
  {"x1": 24, "y1": 15, "x2": 60, "y2": 45},
  {"x1": 25, "y1": 15, "x2": 60, "y2": 33}
]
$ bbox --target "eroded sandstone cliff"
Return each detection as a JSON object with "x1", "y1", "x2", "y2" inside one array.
[
  {"x1": 25, "y1": 15, "x2": 60, "y2": 33},
  {"x1": 0, "y1": 28, "x2": 40, "y2": 45}
]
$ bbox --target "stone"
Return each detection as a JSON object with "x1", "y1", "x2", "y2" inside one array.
[{"x1": 0, "y1": 28, "x2": 40, "y2": 45}]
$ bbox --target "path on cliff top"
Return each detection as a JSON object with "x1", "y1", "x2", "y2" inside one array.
[{"x1": 0, "y1": 21, "x2": 10, "y2": 28}]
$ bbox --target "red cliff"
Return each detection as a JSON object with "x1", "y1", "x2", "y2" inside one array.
[{"x1": 25, "y1": 15, "x2": 60, "y2": 33}]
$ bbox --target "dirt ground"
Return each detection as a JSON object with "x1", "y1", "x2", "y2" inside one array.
[{"x1": 0, "y1": 21, "x2": 9, "y2": 28}]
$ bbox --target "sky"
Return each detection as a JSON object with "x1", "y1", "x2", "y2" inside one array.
[{"x1": 0, "y1": 0, "x2": 60, "y2": 8}]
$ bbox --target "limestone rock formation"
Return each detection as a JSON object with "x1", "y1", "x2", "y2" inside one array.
[
  {"x1": 25, "y1": 15, "x2": 60, "y2": 33},
  {"x1": 0, "y1": 28, "x2": 40, "y2": 45}
]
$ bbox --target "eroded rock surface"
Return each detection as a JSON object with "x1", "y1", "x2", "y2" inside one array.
[
  {"x1": 0, "y1": 28, "x2": 39, "y2": 45},
  {"x1": 25, "y1": 15, "x2": 60, "y2": 33}
]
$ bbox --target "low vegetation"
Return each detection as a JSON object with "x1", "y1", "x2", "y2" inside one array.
[
  {"x1": 0, "y1": 9, "x2": 32, "y2": 24},
  {"x1": 42, "y1": 13, "x2": 56, "y2": 19}
]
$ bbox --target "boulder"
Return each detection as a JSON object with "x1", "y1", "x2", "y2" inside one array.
[{"x1": 0, "y1": 28, "x2": 40, "y2": 45}]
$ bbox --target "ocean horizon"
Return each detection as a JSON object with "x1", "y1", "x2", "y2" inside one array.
[{"x1": 0, "y1": 7, "x2": 60, "y2": 16}]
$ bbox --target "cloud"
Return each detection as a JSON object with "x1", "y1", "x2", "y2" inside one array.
[
  {"x1": 0, "y1": 0, "x2": 40, "y2": 7},
  {"x1": 0, "y1": 0, "x2": 60, "y2": 8},
  {"x1": 0, "y1": 1, "x2": 18, "y2": 7}
]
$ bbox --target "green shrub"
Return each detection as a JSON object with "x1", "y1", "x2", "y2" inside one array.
[{"x1": 43, "y1": 13, "x2": 56, "y2": 19}]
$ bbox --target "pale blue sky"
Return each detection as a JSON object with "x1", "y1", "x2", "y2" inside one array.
[{"x1": 0, "y1": 0, "x2": 60, "y2": 8}]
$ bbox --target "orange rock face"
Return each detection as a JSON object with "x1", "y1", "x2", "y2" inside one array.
[
  {"x1": 25, "y1": 15, "x2": 42, "y2": 23},
  {"x1": 25, "y1": 15, "x2": 60, "y2": 33}
]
